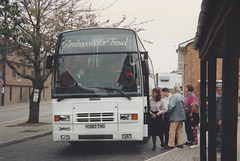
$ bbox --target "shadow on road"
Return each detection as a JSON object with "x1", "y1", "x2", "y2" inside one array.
[{"x1": 57, "y1": 142, "x2": 144, "y2": 155}]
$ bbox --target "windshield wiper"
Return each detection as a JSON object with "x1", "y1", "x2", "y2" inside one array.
[
  {"x1": 90, "y1": 87, "x2": 132, "y2": 100},
  {"x1": 56, "y1": 87, "x2": 131, "y2": 102},
  {"x1": 56, "y1": 95, "x2": 72, "y2": 102}
]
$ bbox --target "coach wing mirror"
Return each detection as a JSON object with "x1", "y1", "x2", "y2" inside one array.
[
  {"x1": 46, "y1": 55, "x2": 53, "y2": 69},
  {"x1": 140, "y1": 52, "x2": 149, "y2": 75},
  {"x1": 140, "y1": 51, "x2": 148, "y2": 60}
]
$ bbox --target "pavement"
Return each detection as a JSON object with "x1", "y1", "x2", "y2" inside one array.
[
  {"x1": 0, "y1": 101, "x2": 52, "y2": 147},
  {"x1": 0, "y1": 101, "x2": 239, "y2": 161}
]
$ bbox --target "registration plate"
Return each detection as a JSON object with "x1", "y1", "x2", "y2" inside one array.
[{"x1": 85, "y1": 124, "x2": 105, "y2": 129}]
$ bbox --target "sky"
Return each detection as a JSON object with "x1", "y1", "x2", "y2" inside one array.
[{"x1": 92, "y1": 0, "x2": 202, "y2": 73}]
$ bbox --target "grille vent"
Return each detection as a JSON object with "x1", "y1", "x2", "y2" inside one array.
[{"x1": 77, "y1": 113, "x2": 114, "y2": 122}]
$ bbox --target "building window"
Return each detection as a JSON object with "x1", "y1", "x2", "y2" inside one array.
[
  {"x1": 31, "y1": 71, "x2": 34, "y2": 78},
  {"x1": 10, "y1": 87, "x2": 12, "y2": 101},
  {"x1": 20, "y1": 87, "x2": 22, "y2": 100},
  {"x1": 159, "y1": 76, "x2": 170, "y2": 82},
  {"x1": 29, "y1": 87, "x2": 31, "y2": 97},
  {"x1": 12, "y1": 70, "x2": 16, "y2": 78},
  {"x1": 161, "y1": 80, "x2": 169, "y2": 82},
  {"x1": 0, "y1": 69, "x2": 3, "y2": 77},
  {"x1": 178, "y1": 52, "x2": 184, "y2": 74},
  {"x1": 23, "y1": 69, "x2": 26, "y2": 75},
  {"x1": 43, "y1": 88, "x2": 45, "y2": 99}
]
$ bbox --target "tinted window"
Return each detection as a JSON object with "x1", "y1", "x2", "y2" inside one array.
[{"x1": 53, "y1": 53, "x2": 142, "y2": 97}]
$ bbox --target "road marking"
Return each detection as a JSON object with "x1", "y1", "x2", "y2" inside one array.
[
  {"x1": 145, "y1": 148, "x2": 177, "y2": 161},
  {"x1": 0, "y1": 102, "x2": 51, "y2": 112},
  {"x1": 0, "y1": 105, "x2": 28, "y2": 112},
  {"x1": 145, "y1": 134, "x2": 201, "y2": 161},
  {"x1": 0, "y1": 112, "x2": 51, "y2": 126}
]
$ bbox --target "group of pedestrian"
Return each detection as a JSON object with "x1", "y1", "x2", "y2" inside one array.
[{"x1": 149, "y1": 84, "x2": 199, "y2": 151}]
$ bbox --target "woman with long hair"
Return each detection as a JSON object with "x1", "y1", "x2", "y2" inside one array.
[{"x1": 149, "y1": 88, "x2": 166, "y2": 151}]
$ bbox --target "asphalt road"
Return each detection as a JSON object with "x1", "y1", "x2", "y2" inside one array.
[
  {"x1": 0, "y1": 134, "x2": 168, "y2": 161},
  {"x1": 0, "y1": 102, "x2": 52, "y2": 126},
  {"x1": 0, "y1": 102, "x2": 169, "y2": 161}
]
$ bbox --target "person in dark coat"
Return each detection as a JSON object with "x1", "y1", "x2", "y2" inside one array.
[
  {"x1": 149, "y1": 88, "x2": 166, "y2": 151},
  {"x1": 117, "y1": 55, "x2": 136, "y2": 92},
  {"x1": 162, "y1": 87, "x2": 172, "y2": 146},
  {"x1": 72, "y1": 67, "x2": 86, "y2": 86}
]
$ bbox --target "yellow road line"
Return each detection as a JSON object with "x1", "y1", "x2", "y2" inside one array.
[{"x1": 0, "y1": 112, "x2": 51, "y2": 126}]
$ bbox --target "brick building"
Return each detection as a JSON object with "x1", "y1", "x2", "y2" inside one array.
[
  {"x1": 0, "y1": 60, "x2": 51, "y2": 106},
  {"x1": 177, "y1": 39, "x2": 224, "y2": 102}
]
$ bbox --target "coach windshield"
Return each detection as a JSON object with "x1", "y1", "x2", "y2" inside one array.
[{"x1": 52, "y1": 53, "x2": 142, "y2": 98}]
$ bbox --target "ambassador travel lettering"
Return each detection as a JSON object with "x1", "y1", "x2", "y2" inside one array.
[
  {"x1": 109, "y1": 38, "x2": 128, "y2": 46},
  {"x1": 62, "y1": 38, "x2": 128, "y2": 48}
]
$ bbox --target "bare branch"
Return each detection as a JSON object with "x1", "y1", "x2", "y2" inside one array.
[
  {"x1": 4, "y1": 58, "x2": 35, "y2": 82},
  {"x1": 43, "y1": 68, "x2": 53, "y2": 82}
]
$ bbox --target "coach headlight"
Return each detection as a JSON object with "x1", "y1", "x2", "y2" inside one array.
[
  {"x1": 54, "y1": 115, "x2": 70, "y2": 121},
  {"x1": 120, "y1": 114, "x2": 138, "y2": 120}
]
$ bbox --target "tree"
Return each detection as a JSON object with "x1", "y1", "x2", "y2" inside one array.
[{"x1": 0, "y1": 0, "x2": 151, "y2": 123}]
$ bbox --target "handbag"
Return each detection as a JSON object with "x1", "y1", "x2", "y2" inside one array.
[{"x1": 151, "y1": 114, "x2": 156, "y2": 119}]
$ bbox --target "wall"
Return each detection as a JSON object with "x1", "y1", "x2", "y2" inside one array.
[
  {"x1": 183, "y1": 43, "x2": 223, "y2": 102},
  {"x1": 3, "y1": 63, "x2": 51, "y2": 105}
]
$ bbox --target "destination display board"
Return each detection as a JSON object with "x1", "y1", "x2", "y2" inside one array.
[{"x1": 58, "y1": 29, "x2": 138, "y2": 54}]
